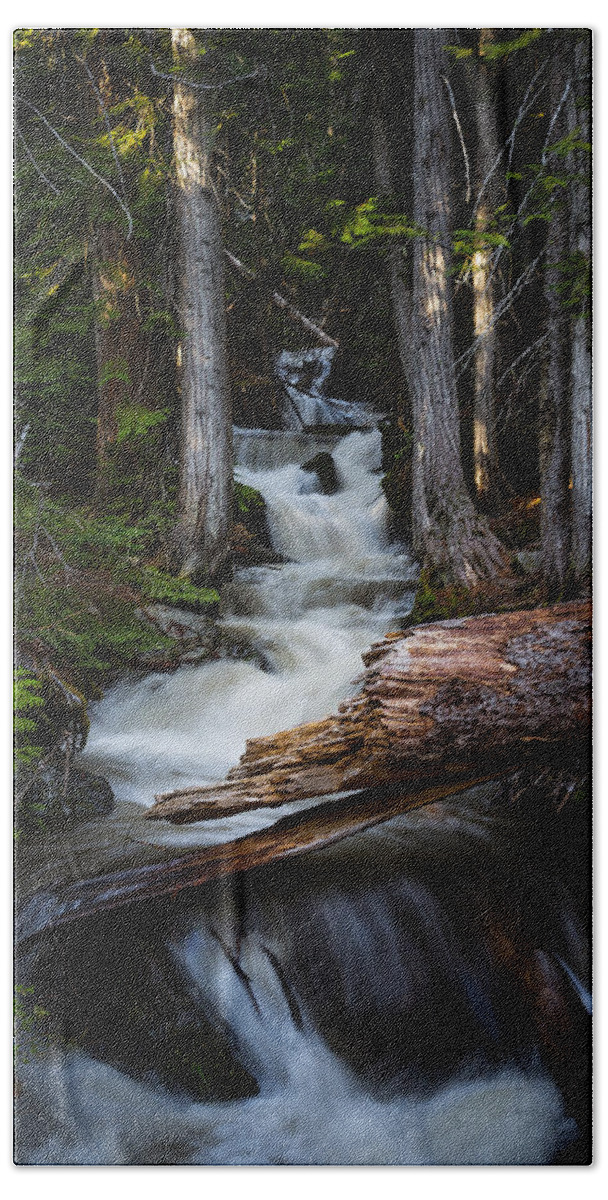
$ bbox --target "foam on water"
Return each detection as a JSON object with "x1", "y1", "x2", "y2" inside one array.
[
  {"x1": 18, "y1": 373, "x2": 584, "y2": 1166},
  {"x1": 80, "y1": 422, "x2": 416, "y2": 826}
]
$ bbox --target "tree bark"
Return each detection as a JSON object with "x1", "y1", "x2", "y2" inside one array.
[
  {"x1": 149, "y1": 601, "x2": 590, "y2": 823},
  {"x1": 469, "y1": 30, "x2": 503, "y2": 510},
  {"x1": 569, "y1": 37, "x2": 592, "y2": 587},
  {"x1": 540, "y1": 39, "x2": 573, "y2": 596},
  {"x1": 171, "y1": 28, "x2": 233, "y2": 583},
  {"x1": 17, "y1": 601, "x2": 590, "y2": 941},
  {"x1": 405, "y1": 30, "x2": 506, "y2": 586},
  {"x1": 91, "y1": 225, "x2": 142, "y2": 502}
]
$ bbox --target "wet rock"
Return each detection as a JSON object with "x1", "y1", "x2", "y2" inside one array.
[
  {"x1": 301, "y1": 451, "x2": 340, "y2": 494},
  {"x1": 141, "y1": 604, "x2": 216, "y2": 644},
  {"x1": 15, "y1": 909, "x2": 258, "y2": 1104},
  {"x1": 17, "y1": 763, "x2": 114, "y2": 834}
]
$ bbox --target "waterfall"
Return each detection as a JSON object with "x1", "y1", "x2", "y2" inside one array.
[
  {"x1": 275, "y1": 347, "x2": 368, "y2": 429},
  {"x1": 15, "y1": 362, "x2": 589, "y2": 1166},
  {"x1": 78, "y1": 410, "x2": 416, "y2": 822}
]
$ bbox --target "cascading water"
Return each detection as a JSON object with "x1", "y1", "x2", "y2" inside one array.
[
  {"x1": 15, "y1": 358, "x2": 590, "y2": 1165},
  {"x1": 78, "y1": 415, "x2": 416, "y2": 826}
]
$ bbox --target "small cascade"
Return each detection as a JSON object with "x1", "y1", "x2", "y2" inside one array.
[
  {"x1": 80, "y1": 378, "x2": 416, "y2": 814},
  {"x1": 16, "y1": 352, "x2": 589, "y2": 1166},
  {"x1": 17, "y1": 788, "x2": 586, "y2": 1165},
  {"x1": 275, "y1": 347, "x2": 367, "y2": 429}
]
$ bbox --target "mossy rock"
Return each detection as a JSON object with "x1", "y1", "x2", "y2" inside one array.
[{"x1": 16, "y1": 764, "x2": 115, "y2": 838}]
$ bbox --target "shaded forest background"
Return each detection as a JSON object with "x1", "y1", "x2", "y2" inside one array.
[{"x1": 13, "y1": 28, "x2": 591, "y2": 819}]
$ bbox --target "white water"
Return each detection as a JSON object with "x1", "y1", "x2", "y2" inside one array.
[
  {"x1": 17, "y1": 799, "x2": 578, "y2": 1165},
  {"x1": 276, "y1": 347, "x2": 367, "y2": 428},
  {"x1": 80, "y1": 421, "x2": 416, "y2": 837},
  {"x1": 18, "y1": 946, "x2": 571, "y2": 1165},
  {"x1": 18, "y1": 369, "x2": 585, "y2": 1165}
]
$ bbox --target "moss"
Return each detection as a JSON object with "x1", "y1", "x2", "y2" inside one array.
[
  {"x1": 408, "y1": 569, "x2": 473, "y2": 627},
  {"x1": 379, "y1": 416, "x2": 412, "y2": 534}
]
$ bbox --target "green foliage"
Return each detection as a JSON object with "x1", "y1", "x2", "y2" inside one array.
[
  {"x1": 409, "y1": 570, "x2": 471, "y2": 626},
  {"x1": 13, "y1": 669, "x2": 44, "y2": 768},
  {"x1": 116, "y1": 403, "x2": 169, "y2": 444},
  {"x1": 139, "y1": 567, "x2": 219, "y2": 609},
  {"x1": 234, "y1": 481, "x2": 265, "y2": 515},
  {"x1": 14, "y1": 476, "x2": 217, "y2": 690},
  {"x1": 548, "y1": 250, "x2": 591, "y2": 318},
  {"x1": 338, "y1": 197, "x2": 427, "y2": 248},
  {"x1": 281, "y1": 251, "x2": 326, "y2": 281},
  {"x1": 479, "y1": 29, "x2": 542, "y2": 60}
]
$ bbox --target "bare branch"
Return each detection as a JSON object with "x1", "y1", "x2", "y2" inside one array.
[
  {"x1": 16, "y1": 94, "x2": 133, "y2": 239},
  {"x1": 15, "y1": 126, "x2": 60, "y2": 195},
  {"x1": 150, "y1": 61, "x2": 267, "y2": 91},
  {"x1": 473, "y1": 59, "x2": 549, "y2": 217},
  {"x1": 455, "y1": 251, "x2": 545, "y2": 379},
  {"x1": 224, "y1": 250, "x2": 339, "y2": 349},
  {"x1": 496, "y1": 331, "x2": 550, "y2": 390},
  {"x1": 441, "y1": 75, "x2": 471, "y2": 203},
  {"x1": 73, "y1": 51, "x2": 127, "y2": 198},
  {"x1": 15, "y1": 423, "x2": 30, "y2": 464}
]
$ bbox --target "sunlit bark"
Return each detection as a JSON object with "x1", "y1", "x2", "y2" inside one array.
[
  {"x1": 406, "y1": 29, "x2": 505, "y2": 586},
  {"x1": 470, "y1": 30, "x2": 502, "y2": 508},
  {"x1": 171, "y1": 28, "x2": 233, "y2": 583}
]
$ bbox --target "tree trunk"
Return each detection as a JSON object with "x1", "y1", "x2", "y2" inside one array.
[
  {"x1": 469, "y1": 30, "x2": 503, "y2": 510},
  {"x1": 149, "y1": 601, "x2": 590, "y2": 823},
  {"x1": 171, "y1": 28, "x2": 233, "y2": 583},
  {"x1": 540, "y1": 40, "x2": 573, "y2": 596},
  {"x1": 17, "y1": 602, "x2": 590, "y2": 941},
  {"x1": 569, "y1": 37, "x2": 592, "y2": 587},
  {"x1": 91, "y1": 225, "x2": 142, "y2": 502},
  {"x1": 407, "y1": 29, "x2": 506, "y2": 587},
  {"x1": 371, "y1": 112, "x2": 412, "y2": 390}
]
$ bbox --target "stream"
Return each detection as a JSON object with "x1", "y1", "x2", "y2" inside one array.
[{"x1": 15, "y1": 354, "x2": 590, "y2": 1165}]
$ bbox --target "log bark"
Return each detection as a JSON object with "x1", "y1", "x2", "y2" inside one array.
[
  {"x1": 149, "y1": 601, "x2": 590, "y2": 824},
  {"x1": 17, "y1": 602, "x2": 589, "y2": 942}
]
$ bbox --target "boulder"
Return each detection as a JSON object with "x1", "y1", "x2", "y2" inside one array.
[{"x1": 301, "y1": 451, "x2": 340, "y2": 494}]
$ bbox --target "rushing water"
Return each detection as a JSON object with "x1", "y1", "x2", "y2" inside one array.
[
  {"x1": 15, "y1": 360, "x2": 590, "y2": 1165},
  {"x1": 78, "y1": 418, "x2": 416, "y2": 829}
]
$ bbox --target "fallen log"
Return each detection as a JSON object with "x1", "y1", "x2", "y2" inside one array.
[
  {"x1": 16, "y1": 602, "x2": 590, "y2": 941},
  {"x1": 16, "y1": 774, "x2": 495, "y2": 942},
  {"x1": 148, "y1": 601, "x2": 591, "y2": 824}
]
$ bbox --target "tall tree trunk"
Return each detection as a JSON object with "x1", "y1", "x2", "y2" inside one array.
[
  {"x1": 87, "y1": 43, "x2": 144, "y2": 505},
  {"x1": 91, "y1": 225, "x2": 142, "y2": 503},
  {"x1": 569, "y1": 37, "x2": 592, "y2": 588},
  {"x1": 171, "y1": 28, "x2": 233, "y2": 583},
  {"x1": 406, "y1": 29, "x2": 505, "y2": 586},
  {"x1": 469, "y1": 30, "x2": 503, "y2": 510},
  {"x1": 540, "y1": 38, "x2": 572, "y2": 596},
  {"x1": 371, "y1": 112, "x2": 413, "y2": 390}
]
